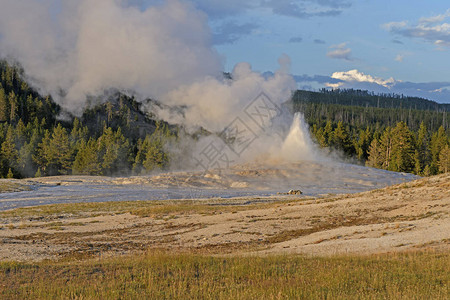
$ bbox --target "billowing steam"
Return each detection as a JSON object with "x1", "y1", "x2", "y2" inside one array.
[
  {"x1": 157, "y1": 58, "x2": 297, "y2": 132},
  {"x1": 0, "y1": 0, "x2": 221, "y2": 112},
  {"x1": 0, "y1": 0, "x2": 318, "y2": 165}
]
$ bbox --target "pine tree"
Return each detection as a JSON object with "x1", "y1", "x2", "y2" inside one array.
[
  {"x1": 52, "y1": 124, "x2": 73, "y2": 174},
  {"x1": 323, "y1": 120, "x2": 333, "y2": 147},
  {"x1": 15, "y1": 119, "x2": 27, "y2": 148},
  {"x1": 413, "y1": 150, "x2": 422, "y2": 175},
  {"x1": 34, "y1": 130, "x2": 51, "y2": 174},
  {"x1": 16, "y1": 129, "x2": 40, "y2": 178},
  {"x1": 8, "y1": 91, "x2": 17, "y2": 123},
  {"x1": 367, "y1": 138, "x2": 383, "y2": 169},
  {"x1": 35, "y1": 124, "x2": 73, "y2": 175},
  {"x1": 379, "y1": 127, "x2": 393, "y2": 170},
  {"x1": 438, "y1": 144, "x2": 450, "y2": 173},
  {"x1": 332, "y1": 121, "x2": 354, "y2": 155},
  {"x1": 72, "y1": 138, "x2": 102, "y2": 175},
  {"x1": 143, "y1": 137, "x2": 169, "y2": 172},
  {"x1": 356, "y1": 127, "x2": 372, "y2": 161},
  {"x1": 26, "y1": 94, "x2": 35, "y2": 121},
  {"x1": 0, "y1": 125, "x2": 18, "y2": 176},
  {"x1": 0, "y1": 86, "x2": 8, "y2": 122},
  {"x1": 416, "y1": 122, "x2": 430, "y2": 173},
  {"x1": 423, "y1": 164, "x2": 431, "y2": 176},
  {"x1": 70, "y1": 118, "x2": 89, "y2": 149},
  {"x1": 97, "y1": 127, "x2": 130, "y2": 175},
  {"x1": 133, "y1": 138, "x2": 147, "y2": 174},
  {"x1": 312, "y1": 125, "x2": 327, "y2": 148},
  {"x1": 430, "y1": 126, "x2": 447, "y2": 174},
  {"x1": 135, "y1": 122, "x2": 173, "y2": 173},
  {"x1": 389, "y1": 122, "x2": 415, "y2": 173},
  {"x1": 106, "y1": 102, "x2": 113, "y2": 126},
  {"x1": 35, "y1": 168, "x2": 42, "y2": 177},
  {"x1": 6, "y1": 168, "x2": 14, "y2": 178}
]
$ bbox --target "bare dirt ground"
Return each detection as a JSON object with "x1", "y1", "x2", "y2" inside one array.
[{"x1": 0, "y1": 172, "x2": 448, "y2": 261}]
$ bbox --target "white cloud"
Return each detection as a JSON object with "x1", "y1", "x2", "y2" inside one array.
[
  {"x1": 419, "y1": 9, "x2": 450, "y2": 24},
  {"x1": 326, "y1": 43, "x2": 352, "y2": 60},
  {"x1": 384, "y1": 12, "x2": 450, "y2": 49},
  {"x1": 329, "y1": 69, "x2": 397, "y2": 88}
]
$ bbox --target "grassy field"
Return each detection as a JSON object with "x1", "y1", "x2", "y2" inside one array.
[{"x1": 0, "y1": 251, "x2": 448, "y2": 299}]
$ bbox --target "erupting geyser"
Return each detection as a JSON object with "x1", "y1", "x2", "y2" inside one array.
[{"x1": 280, "y1": 113, "x2": 316, "y2": 161}]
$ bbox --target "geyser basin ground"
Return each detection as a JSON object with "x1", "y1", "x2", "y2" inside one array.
[
  {"x1": 0, "y1": 172, "x2": 448, "y2": 261},
  {"x1": 0, "y1": 160, "x2": 418, "y2": 211}
]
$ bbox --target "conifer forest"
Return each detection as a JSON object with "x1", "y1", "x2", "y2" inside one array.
[{"x1": 0, "y1": 60, "x2": 449, "y2": 179}]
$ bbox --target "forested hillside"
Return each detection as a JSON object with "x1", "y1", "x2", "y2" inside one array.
[
  {"x1": 0, "y1": 59, "x2": 449, "y2": 178},
  {"x1": 0, "y1": 61, "x2": 176, "y2": 178},
  {"x1": 293, "y1": 89, "x2": 450, "y2": 111},
  {"x1": 292, "y1": 89, "x2": 450, "y2": 175}
]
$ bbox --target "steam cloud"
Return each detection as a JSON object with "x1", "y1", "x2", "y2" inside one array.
[
  {"x1": 0, "y1": 0, "x2": 317, "y2": 164},
  {"x1": 0, "y1": 0, "x2": 221, "y2": 113}
]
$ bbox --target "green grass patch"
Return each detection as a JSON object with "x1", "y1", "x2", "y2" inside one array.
[{"x1": 0, "y1": 251, "x2": 448, "y2": 299}]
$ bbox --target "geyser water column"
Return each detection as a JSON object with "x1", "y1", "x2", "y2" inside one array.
[{"x1": 280, "y1": 113, "x2": 316, "y2": 161}]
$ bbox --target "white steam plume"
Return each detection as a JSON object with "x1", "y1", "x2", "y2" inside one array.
[
  {"x1": 0, "y1": 0, "x2": 221, "y2": 113},
  {"x1": 158, "y1": 58, "x2": 297, "y2": 132},
  {"x1": 279, "y1": 113, "x2": 316, "y2": 161}
]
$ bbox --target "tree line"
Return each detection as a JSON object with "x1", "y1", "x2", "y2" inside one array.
[
  {"x1": 292, "y1": 89, "x2": 450, "y2": 111},
  {"x1": 292, "y1": 92, "x2": 450, "y2": 175}
]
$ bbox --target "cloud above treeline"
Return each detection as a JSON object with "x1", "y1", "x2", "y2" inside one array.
[
  {"x1": 384, "y1": 9, "x2": 450, "y2": 49},
  {"x1": 328, "y1": 70, "x2": 395, "y2": 88},
  {"x1": 291, "y1": 69, "x2": 450, "y2": 103}
]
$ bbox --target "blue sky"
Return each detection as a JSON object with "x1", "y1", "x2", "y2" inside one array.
[
  {"x1": 2, "y1": 0, "x2": 449, "y2": 104},
  {"x1": 185, "y1": 0, "x2": 450, "y2": 103}
]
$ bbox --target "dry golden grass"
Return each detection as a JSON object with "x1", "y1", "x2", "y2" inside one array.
[{"x1": 0, "y1": 251, "x2": 448, "y2": 299}]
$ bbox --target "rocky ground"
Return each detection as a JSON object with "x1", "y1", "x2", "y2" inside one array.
[{"x1": 0, "y1": 173, "x2": 448, "y2": 261}]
